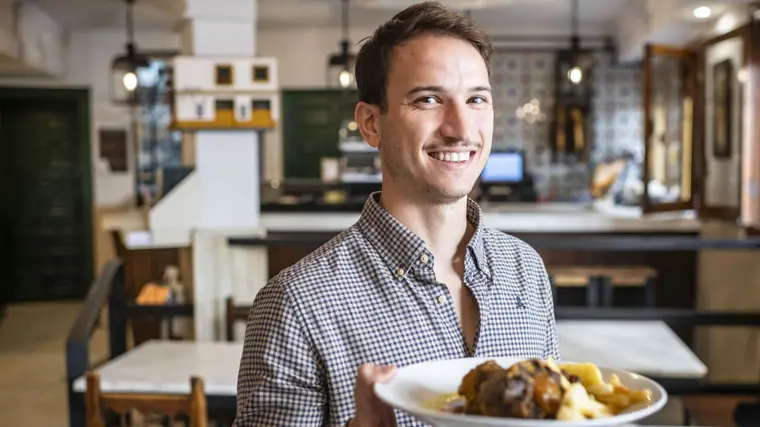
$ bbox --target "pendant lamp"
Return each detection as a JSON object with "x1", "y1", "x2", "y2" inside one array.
[
  {"x1": 111, "y1": 0, "x2": 150, "y2": 105},
  {"x1": 327, "y1": 0, "x2": 356, "y2": 89}
]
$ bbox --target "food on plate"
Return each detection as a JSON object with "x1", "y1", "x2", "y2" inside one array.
[{"x1": 439, "y1": 358, "x2": 652, "y2": 420}]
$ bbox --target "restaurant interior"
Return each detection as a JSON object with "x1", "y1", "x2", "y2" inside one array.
[{"x1": 1, "y1": 0, "x2": 760, "y2": 425}]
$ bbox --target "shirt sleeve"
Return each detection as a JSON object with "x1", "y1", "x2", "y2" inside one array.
[
  {"x1": 233, "y1": 278, "x2": 327, "y2": 426},
  {"x1": 542, "y1": 270, "x2": 561, "y2": 361}
]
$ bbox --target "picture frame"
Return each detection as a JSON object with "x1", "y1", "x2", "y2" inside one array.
[{"x1": 712, "y1": 58, "x2": 733, "y2": 159}]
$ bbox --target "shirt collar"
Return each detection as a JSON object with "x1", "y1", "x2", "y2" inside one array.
[{"x1": 357, "y1": 192, "x2": 490, "y2": 280}]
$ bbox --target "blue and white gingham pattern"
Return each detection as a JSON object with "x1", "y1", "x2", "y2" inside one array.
[{"x1": 234, "y1": 192, "x2": 560, "y2": 427}]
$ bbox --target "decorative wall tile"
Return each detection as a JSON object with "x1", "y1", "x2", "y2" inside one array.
[{"x1": 490, "y1": 48, "x2": 643, "y2": 200}]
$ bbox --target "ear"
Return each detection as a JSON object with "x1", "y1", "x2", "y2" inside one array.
[{"x1": 354, "y1": 101, "x2": 382, "y2": 149}]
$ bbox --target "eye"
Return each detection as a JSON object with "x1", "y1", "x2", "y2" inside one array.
[
  {"x1": 414, "y1": 96, "x2": 439, "y2": 105},
  {"x1": 469, "y1": 95, "x2": 490, "y2": 105}
]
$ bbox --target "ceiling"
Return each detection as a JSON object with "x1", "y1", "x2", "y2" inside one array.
[
  {"x1": 30, "y1": 0, "x2": 630, "y2": 33},
  {"x1": 27, "y1": 0, "x2": 758, "y2": 35},
  {"x1": 29, "y1": 0, "x2": 182, "y2": 30},
  {"x1": 258, "y1": 0, "x2": 630, "y2": 33}
]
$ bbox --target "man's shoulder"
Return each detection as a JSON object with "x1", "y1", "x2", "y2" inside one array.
[
  {"x1": 481, "y1": 226, "x2": 546, "y2": 269},
  {"x1": 262, "y1": 225, "x2": 369, "y2": 299}
]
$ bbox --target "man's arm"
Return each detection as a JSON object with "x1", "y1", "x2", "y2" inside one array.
[
  {"x1": 233, "y1": 279, "x2": 326, "y2": 426},
  {"x1": 542, "y1": 269, "x2": 561, "y2": 360}
]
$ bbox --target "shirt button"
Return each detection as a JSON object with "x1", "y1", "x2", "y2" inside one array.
[
  {"x1": 420, "y1": 254, "x2": 429, "y2": 264},
  {"x1": 395, "y1": 268, "x2": 405, "y2": 277},
  {"x1": 437, "y1": 295, "x2": 446, "y2": 304}
]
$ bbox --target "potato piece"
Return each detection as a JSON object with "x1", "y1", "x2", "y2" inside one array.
[
  {"x1": 609, "y1": 374, "x2": 653, "y2": 404},
  {"x1": 557, "y1": 383, "x2": 613, "y2": 420},
  {"x1": 559, "y1": 363, "x2": 605, "y2": 387},
  {"x1": 556, "y1": 405, "x2": 586, "y2": 421}
]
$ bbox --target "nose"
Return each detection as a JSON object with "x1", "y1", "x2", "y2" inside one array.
[{"x1": 439, "y1": 102, "x2": 471, "y2": 144}]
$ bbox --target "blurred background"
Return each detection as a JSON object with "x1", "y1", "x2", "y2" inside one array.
[{"x1": 1, "y1": 0, "x2": 760, "y2": 426}]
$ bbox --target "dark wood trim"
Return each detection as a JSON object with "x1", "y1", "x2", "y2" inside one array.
[
  {"x1": 699, "y1": 25, "x2": 751, "y2": 49},
  {"x1": 0, "y1": 86, "x2": 94, "y2": 295},
  {"x1": 641, "y1": 44, "x2": 696, "y2": 214},
  {"x1": 642, "y1": 44, "x2": 652, "y2": 214},
  {"x1": 742, "y1": 15, "x2": 760, "y2": 228},
  {"x1": 695, "y1": 25, "x2": 752, "y2": 221}
]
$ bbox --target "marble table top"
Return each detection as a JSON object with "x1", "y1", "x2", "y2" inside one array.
[
  {"x1": 72, "y1": 321, "x2": 707, "y2": 395},
  {"x1": 557, "y1": 320, "x2": 708, "y2": 379}
]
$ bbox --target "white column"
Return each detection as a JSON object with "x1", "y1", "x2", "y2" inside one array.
[{"x1": 182, "y1": 0, "x2": 268, "y2": 341}]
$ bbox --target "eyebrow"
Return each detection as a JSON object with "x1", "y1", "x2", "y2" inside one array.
[{"x1": 406, "y1": 85, "x2": 492, "y2": 96}]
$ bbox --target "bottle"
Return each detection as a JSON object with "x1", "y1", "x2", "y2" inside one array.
[{"x1": 163, "y1": 266, "x2": 190, "y2": 339}]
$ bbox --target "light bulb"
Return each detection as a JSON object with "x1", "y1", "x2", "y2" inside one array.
[
  {"x1": 568, "y1": 67, "x2": 583, "y2": 84},
  {"x1": 339, "y1": 69, "x2": 352, "y2": 88},
  {"x1": 122, "y1": 72, "x2": 138, "y2": 91},
  {"x1": 693, "y1": 6, "x2": 711, "y2": 19}
]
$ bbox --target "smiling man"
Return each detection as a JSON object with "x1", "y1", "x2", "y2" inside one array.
[{"x1": 233, "y1": 2, "x2": 559, "y2": 426}]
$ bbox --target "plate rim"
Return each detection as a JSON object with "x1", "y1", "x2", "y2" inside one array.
[{"x1": 374, "y1": 356, "x2": 669, "y2": 426}]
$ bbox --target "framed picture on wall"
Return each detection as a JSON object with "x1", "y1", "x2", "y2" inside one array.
[{"x1": 712, "y1": 58, "x2": 733, "y2": 159}]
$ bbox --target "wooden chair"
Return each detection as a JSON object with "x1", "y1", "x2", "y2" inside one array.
[
  {"x1": 596, "y1": 266, "x2": 657, "y2": 308},
  {"x1": 547, "y1": 266, "x2": 603, "y2": 307},
  {"x1": 225, "y1": 297, "x2": 251, "y2": 342},
  {"x1": 548, "y1": 266, "x2": 658, "y2": 307},
  {"x1": 85, "y1": 372, "x2": 207, "y2": 427}
]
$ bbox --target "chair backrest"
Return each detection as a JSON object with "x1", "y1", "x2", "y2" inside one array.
[
  {"x1": 225, "y1": 297, "x2": 252, "y2": 342},
  {"x1": 85, "y1": 372, "x2": 207, "y2": 427}
]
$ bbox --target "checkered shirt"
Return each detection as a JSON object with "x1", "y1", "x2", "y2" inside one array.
[{"x1": 234, "y1": 192, "x2": 560, "y2": 427}]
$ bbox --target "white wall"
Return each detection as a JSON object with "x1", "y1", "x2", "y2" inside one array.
[{"x1": 0, "y1": 28, "x2": 179, "y2": 206}]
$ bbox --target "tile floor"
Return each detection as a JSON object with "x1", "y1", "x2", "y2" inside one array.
[{"x1": 0, "y1": 301, "x2": 108, "y2": 427}]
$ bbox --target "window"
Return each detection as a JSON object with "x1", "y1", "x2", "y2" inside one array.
[
  {"x1": 252, "y1": 99, "x2": 271, "y2": 111},
  {"x1": 215, "y1": 64, "x2": 233, "y2": 85},
  {"x1": 252, "y1": 65, "x2": 269, "y2": 82},
  {"x1": 215, "y1": 99, "x2": 234, "y2": 110},
  {"x1": 195, "y1": 103, "x2": 203, "y2": 118}
]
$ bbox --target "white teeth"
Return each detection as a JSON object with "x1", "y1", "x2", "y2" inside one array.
[{"x1": 431, "y1": 151, "x2": 471, "y2": 162}]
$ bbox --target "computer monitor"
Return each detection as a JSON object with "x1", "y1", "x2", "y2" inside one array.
[{"x1": 480, "y1": 151, "x2": 524, "y2": 183}]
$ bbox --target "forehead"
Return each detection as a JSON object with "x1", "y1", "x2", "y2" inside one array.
[{"x1": 387, "y1": 34, "x2": 489, "y2": 90}]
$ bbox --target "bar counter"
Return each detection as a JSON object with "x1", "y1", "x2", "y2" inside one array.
[{"x1": 259, "y1": 200, "x2": 701, "y2": 234}]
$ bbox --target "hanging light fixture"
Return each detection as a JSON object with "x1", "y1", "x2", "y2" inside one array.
[
  {"x1": 327, "y1": 0, "x2": 356, "y2": 89},
  {"x1": 111, "y1": 0, "x2": 150, "y2": 104},
  {"x1": 565, "y1": 0, "x2": 593, "y2": 85}
]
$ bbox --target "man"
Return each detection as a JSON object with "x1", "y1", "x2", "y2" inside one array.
[{"x1": 234, "y1": 2, "x2": 559, "y2": 426}]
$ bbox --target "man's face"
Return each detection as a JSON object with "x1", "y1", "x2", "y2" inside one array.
[{"x1": 364, "y1": 34, "x2": 493, "y2": 204}]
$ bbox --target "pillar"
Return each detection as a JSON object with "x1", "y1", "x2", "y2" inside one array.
[{"x1": 180, "y1": 0, "x2": 268, "y2": 341}]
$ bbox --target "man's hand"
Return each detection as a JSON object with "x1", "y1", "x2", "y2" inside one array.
[{"x1": 350, "y1": 363, "x2": 398, "y2": 427}]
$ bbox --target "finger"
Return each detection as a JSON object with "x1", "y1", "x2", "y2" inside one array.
[
  {"x1": 358, "y1": 364, "x2": 397, "y2": 386},
  {"x1": 374, "y1": 365, "x2": 397, "y2": 383}
]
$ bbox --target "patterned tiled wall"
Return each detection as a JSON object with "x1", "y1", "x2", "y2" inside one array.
[{"x1": 491, "y1": 49, "x2": 643, "y2": 200}]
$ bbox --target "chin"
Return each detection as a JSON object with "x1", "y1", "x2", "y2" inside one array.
[{"x1": 424, "y1": 184, "x2": 474, "y2": 204}]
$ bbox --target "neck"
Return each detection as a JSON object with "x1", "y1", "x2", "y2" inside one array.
[{"x1": 378, "y1": 185, "x2": 472, "y2": 262}]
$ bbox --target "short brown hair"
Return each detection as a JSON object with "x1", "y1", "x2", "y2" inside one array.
[{"x1": 354, "y1": 1, "x2": 493, "y2": 111}]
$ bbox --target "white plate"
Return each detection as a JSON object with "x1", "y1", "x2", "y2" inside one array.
[{"x1": 374, "y1": 357, "x2": 668, "y2": 427}]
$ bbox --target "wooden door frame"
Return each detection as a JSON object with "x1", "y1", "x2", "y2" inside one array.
[
  {"x1": 641, "y1": 44, "x2": 697, "y2": 214},
  {"x1": 0, "y1": 87, "x2": 94, "y2": 294},
  {"x1": 694, "y1": 25, "x2": 751, "y2": 222}
]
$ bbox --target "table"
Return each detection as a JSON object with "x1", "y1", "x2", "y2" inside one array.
[
  {"x1": 72, "y1": 320, "x2": 707, "y2": 395},
  {"x1": 557, "y1": 320, "x2": 708, "y2": 379},
  {"x1": 72, "y1": 341, "x2": 242, "y2": 395}
]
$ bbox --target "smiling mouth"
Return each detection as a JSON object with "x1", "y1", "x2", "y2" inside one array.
[{"x1": 427, "y1": 150, "x2": 476, "y2": 163}]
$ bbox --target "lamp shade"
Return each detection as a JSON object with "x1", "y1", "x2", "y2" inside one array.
[
  {"x1": 327, "y1": 41, "x2": 357, "y2": 89},
  {"x1": 110, "y1": 43, "x2": 151, "y2": 105}
]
